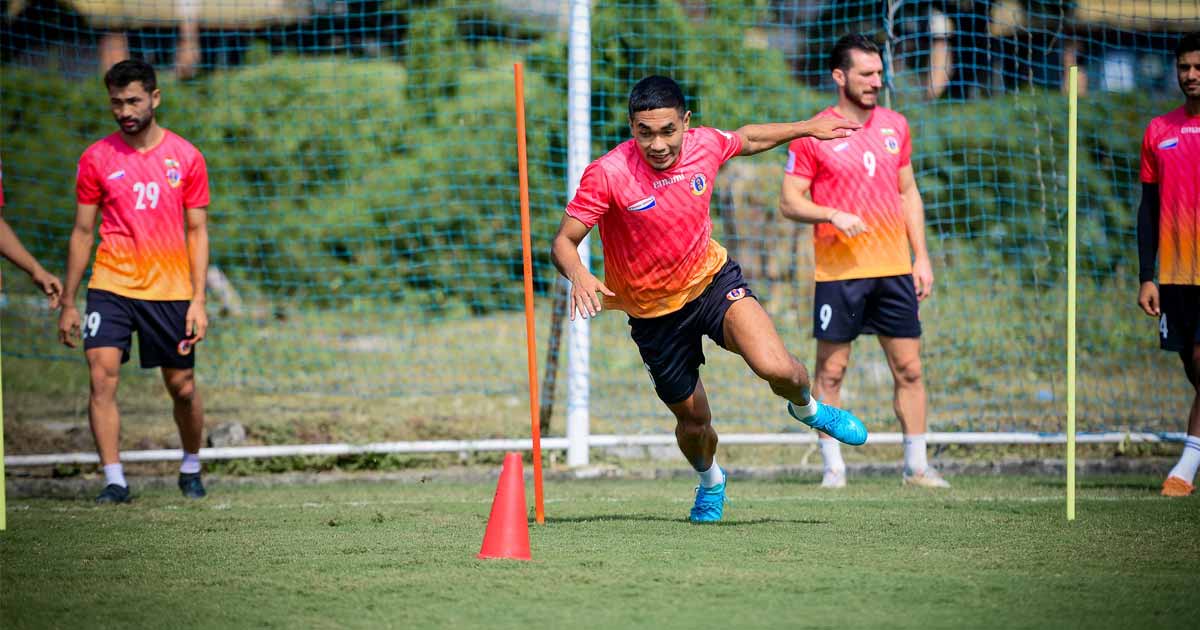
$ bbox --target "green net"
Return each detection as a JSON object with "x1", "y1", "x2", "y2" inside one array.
[{"x1": 1, "y1": 1, "x2": 1195, "y2": 452}]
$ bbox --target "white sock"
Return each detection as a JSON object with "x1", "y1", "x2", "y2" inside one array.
[
  {"x1": 903, "y1": 434, "x2": 928, "y2": 475},
  {"x1": 819, "y1": 438, "x2": 845, "y2": 473},
  {"x1": 791, "y1": 394, "x2": 819, "y2": 420},
  {"x1": 697, "y1": 458, "x2": 725, "y2": 488},
  {"x1": 1167, "y1": 435, "x2": 1200, "y2": 483},
  {"x1": 180, "y1": 452, "x2": 201, "y2": 475},
  {"x1": 103, "y1": 463, "x2": 127, "y2": 488}
]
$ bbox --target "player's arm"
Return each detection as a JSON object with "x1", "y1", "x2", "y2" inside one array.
[
  {"x1": 185, "y1": 206, "x2": 209, "y2": 343},
  {"x1": 778, "y1": 173, "x2": 869, "y2": 237},
  {"x1": 550, "y1": 214, "x2": 614, "y2": 320},
  {"x1": 58, "y1": 202, "x2": 99, "y2": 347},
  {"x1": 1136, "y1": 183, "x2": 1161, "y2": 317},
  {"x1": 734, "y1": 118, "x2": 861, "y2": 156},
  {"x1": 898, "y1": 164, "x2": 933, "y2": 301},
  {"x1": 0, "y1": 212, "x2": 63, "y2": 305}
]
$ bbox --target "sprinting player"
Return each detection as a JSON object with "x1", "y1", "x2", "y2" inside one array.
[
  {"x1": 550, "y1": 75, "x2": 867, "y2": 523},
  {"x1": 1138, "y1": 32, "x2": 1200, "y2": 497},
  {"x1": 779, "y1": 34, "x2": 947, "y2": 489},
  {"x1": 0, "y1": 155, "x2": 64, "y2": 303},
  {"x1": 57, "y1": 59, "x2": 211, "y2": 504}
]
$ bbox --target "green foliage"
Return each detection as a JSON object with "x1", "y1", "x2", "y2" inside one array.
[
  {"x1": 0, "y1": 5, "x2": 1165, "y2": 315},
  {"x1": 909, "y1": 90, "x2": 1170, "y2": 281}
]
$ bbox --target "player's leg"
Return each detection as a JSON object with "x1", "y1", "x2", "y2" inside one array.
[
  {"x1": 720, "y1": 295, "x2": 866, "y2": 446},
  {"x1": 869, "y1": 275, "x2": 946, "y2": 487},
  {"x1": 137, "y1": 299, "x2": 207, "y2": 498},
  {"x1": 814, "y1": 340, "x2": 853, "y2": 487},
  {"x1": 879, "y1": 335, "x2": 944, "y2": 487},
  {"x1": 628, "y1": 304, "x2": 726, "y2": 522},
  {"x1": 162, "y1": 367, "x2": 206, "y2": 497},
  {"x1": 87, "y1": 347, "x2": 130, "y2": 503},
  {"x1": 1160, "y1": 285, "x2": 1199, "y2": 496},
  {"x1": 1163, "y1": 343, "x2": 1200, "y2": 496},
  {"x1": 666, "y1": 379, "x2": 727, "y2": 523},
  {"x1": 82, "y1": 290, "x2": 135, "y2": 504}
]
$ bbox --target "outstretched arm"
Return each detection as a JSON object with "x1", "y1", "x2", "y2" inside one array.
[
  {"x1": 550, "y1": 214, "x2": 614, "y2": 320},
  {"x1": 735, "y1": 117, "x2": 861, "y2": 156}
]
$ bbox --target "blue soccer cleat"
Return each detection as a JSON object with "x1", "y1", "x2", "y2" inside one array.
[
  {"x1": 689, "y1": 472, "x2": 728, "y2": 523},
  {"x1": 788, "y1": 400, "x2": 868, "y2": 446}
]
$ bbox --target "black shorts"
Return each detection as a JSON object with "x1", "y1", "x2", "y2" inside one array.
[
  {"x1": 83, "y1": 289, "x2": 195, "y2": 369},
  {"x1": 1158, "y1": 284, "x2": 1200, "y2": 353},
  {"x1": 813, "y1": 274, "x2": 921, "y2": 342},
  {"x1": 628, "y1": 259, "x2": 754, "y2": 405}
]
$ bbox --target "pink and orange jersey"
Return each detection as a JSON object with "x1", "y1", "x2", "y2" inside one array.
[
  {"x1": 76, "y1": 130, "x2": 209, "y2": 301},
  {"x1": 786, "y1": 106, "x2": 913, "y2": 282},
  {"x1": 565, "y1": 126, "x2": 743, "y2": 318},
  {"x1": 1140, "y1": 106, "x2": 1200, "y2": 286}
]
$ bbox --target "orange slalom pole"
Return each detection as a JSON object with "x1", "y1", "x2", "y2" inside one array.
[{"x1": 513, "y1": 62, "x2": 545, "y2": 525}]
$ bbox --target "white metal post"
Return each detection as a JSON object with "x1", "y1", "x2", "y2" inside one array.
[{"x1": 565, "y1": 0, "x2": 591, "y2": 467}]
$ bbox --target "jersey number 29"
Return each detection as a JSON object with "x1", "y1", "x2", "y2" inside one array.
[{"x1": 133, "y1": 181, "x2": 161, "y2": 210}]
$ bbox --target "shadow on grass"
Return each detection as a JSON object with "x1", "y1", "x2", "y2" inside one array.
[
  {"x1": 1030, "y1": 478, "x2": 1160, "y2": 491},
  {"x1": 542, "y1": 515, "x2": 829, "y2": 526}
]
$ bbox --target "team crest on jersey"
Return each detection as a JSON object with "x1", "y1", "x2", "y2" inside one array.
[
  {"x1": 626, "y1": 196, "x2": 656, "y2": 212},
  {"x1": 689, "y1": 173, "x2": 707, "y2": 196},
  {"x1": 726, "y1": 287, "x2": 747, "y2": 301},
  {"x1": 1158, "y1": 137, "x2": 1179, "y2": 150},
  {"x1": 884, "y1": 136, "x2": 900, "y2": 154},
  {"x1": 164, "y1": 158, "x2": 182, "y2": 188}
]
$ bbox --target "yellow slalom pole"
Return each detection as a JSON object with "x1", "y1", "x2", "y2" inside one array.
[
  {"x1": 1, "y1": 311, "x2": 7, "y2": 530},
  {"x1": 1067, "y1": 65, "x2": 1078, "y2": 522}
]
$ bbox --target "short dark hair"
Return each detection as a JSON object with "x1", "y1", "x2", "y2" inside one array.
[
  {"x1": 1177, "y1": 32, "x2": 1200, "y2": 60},
  {"x1": 104, "y1": 59, "x2": 157, "y2": 94},
  {"x1": 628, "y1": 75, "x2": 686, "y2": 119},
  {"x1": 830, "y1": 33, "x2": 881, "y2": 73}
]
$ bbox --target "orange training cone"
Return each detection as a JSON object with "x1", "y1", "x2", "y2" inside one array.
[{"x1": 477, "y1": 452, "x2": 531, "y2": 561}]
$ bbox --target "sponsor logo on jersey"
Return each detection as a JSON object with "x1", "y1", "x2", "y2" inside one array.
[
  {"x1": 164, "y1": 158, "x2": 182, "y2": 188},
  {"x1": 884, "y1": 136, "x2": 900, "y2": 154},
  {"x1": 1180, "y1": 126, "x2": 1200, "y2": 134},
  {"x1": 880, "y1": 128, "x2": 896, "y2": 135},
  {"x1": 690, "y1": 173, "x2": 708, "y2": 195},
  {"x1": 107, "y1": 169, "x2": 126, "y2": 180},
  {"x1": 726, "y1": 287, "x2": 747, "y2": 301},
  {"x1": 833, "y1": 142, "x2": 849, "y2": 152},
  {"x1": 626, "y1": 196, "x2": 656, "y2": 212},
  {"x1": 653, "y1": 174, "x2": 686, "y2": 189},
  {"x1": 1158, "y1": 137, "x2": 1179, "y2": 150}
]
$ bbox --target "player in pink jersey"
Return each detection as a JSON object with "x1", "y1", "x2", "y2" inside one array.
[
  {"x1": 552, "y1": 75, "x2": 865, "y2": 523},
  {"x1": 1137, "y1": 32, "x2": 1200, "y2": 497},
  {"x1": 56, "y1": 60, "x2": 211, "y2": 504},
  {"x1": 779, "y1": 34, "x2": 947, "y2": 489},
  {"x1": 0, "y1": 154, "x2": 63, "y2": 304}
]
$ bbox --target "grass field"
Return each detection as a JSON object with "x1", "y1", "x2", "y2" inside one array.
[{"x1": 2, "y1": 474, "x2": 1197, "y2": 629}]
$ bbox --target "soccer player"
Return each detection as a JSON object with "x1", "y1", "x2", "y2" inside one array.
[
  {"x1": 1138, "y1": 32, "x2": 1200, "y2": 498},
  {"x1": 56, "y1": 60, "x2": 211, "y2": 504},
  {"x1": 551, "y1": 75, "x2": 867, "y2": 523},
  {"x1": 779, "y1": 34, "x2": 948, "y2": 489},
  {"x1": 0, "y1": 155, "x2": 63, "y2": 303}
]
